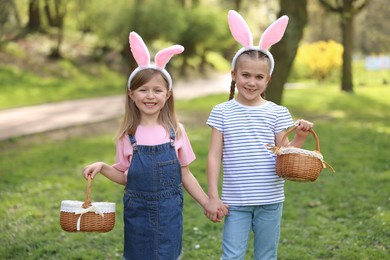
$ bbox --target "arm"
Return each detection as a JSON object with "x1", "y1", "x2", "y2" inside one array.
[
  {"x1": 275, "y1": 119, "x2": 314, "y2": 148},
  {"x1": 181, "y1": 165, "x2": 208, "y2": 208},
  {"x1": 182, "y1": 166, "x2": 226, "y2": 223},
  {"x1": 83, "y1": 162, "x2": 126, "y2": 185},
  {"x1": 204, "y1": 127, "x2": 227, "y2": 222}
]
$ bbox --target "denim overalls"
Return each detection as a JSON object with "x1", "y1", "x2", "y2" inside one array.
[{"x1": 123, "y1": 129, "x2": 183, "y2": 260}]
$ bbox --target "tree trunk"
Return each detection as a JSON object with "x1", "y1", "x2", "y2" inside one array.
[
  {"x1": 48, "y1": 0, "x2": 66, "y2": 59},
  {"x1": 26, "y1": 0, "x2": 41, "y2": 31},
  {"x1": 234, "y1": 0, "x2": 242, "y2": 11},
  {"x1": 44, "y1": 0, "x2": 54, "y2": 27},
  {"x1": 122, "y1": 0, "x2": 142, "y2": 69},
  {"x1": 318, "y1": 0, "x2": 369, "y2": 93},
  {"x1": 265, "y1": 0, "x2": 308, "y2": 104},
  {"x1": 199, "y1": 52, "x2": 206, "y2": 74},
  {"x1": 341, "y1": 8, "x2": 354, "y2": 92},
  {"x1": 180, "y1": 56, "x2": 188, "y2": 77}
]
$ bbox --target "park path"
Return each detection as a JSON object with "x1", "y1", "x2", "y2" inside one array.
[{"x1": 0, "y1": 73, "x2": 231, "y2": 140}]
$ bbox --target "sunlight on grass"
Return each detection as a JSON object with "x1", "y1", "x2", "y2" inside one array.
[
  {"x1": 328, "y1": 110, "x2": 347, "y2": 119},
  {"x1": 0, "y1": 63, "x2": 124, "y2": 109}
]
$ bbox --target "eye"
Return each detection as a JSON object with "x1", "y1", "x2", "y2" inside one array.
[{"x1": 151, "y1": 88, "x2": 163, "y2": 94}]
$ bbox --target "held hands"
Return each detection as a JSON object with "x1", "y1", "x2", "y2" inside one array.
[{"x1": 204, "y1": 197, "x2": 229, "y2": 223}]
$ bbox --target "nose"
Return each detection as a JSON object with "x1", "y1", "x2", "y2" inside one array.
[
  {"x1": 146, "y1": 90, "x2": 154, "y2": 98},
  {"x1": 247, "y1": 78, "x2": 255, "y2": 86}
]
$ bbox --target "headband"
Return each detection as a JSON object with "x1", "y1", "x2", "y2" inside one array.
[
  {"x1": 228, "y1": 10, "x2": 289, "y2": 75},
  {"x1": 127, "y1": 32, "x2": 184, "y2": 90}
]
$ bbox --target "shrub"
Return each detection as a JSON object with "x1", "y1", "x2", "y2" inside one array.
[{"x1": 293, "y1": 40, "x2": 343, "y2": 82}]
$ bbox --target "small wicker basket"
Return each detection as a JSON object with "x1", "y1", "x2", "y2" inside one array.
[
  {"x1": 60, "y1": 175, "x2": 115, "y2": 232},
  {"x1": 270, "y1": 126, "x2": 334, "y2": 182}
]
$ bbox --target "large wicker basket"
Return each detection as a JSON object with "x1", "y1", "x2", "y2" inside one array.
[
  {"x1": 271, "y1": 126, "x2": 334, "y2": 182},
  {"x1": 60, "y1": 175, "x2": 115, "y2": 232}
]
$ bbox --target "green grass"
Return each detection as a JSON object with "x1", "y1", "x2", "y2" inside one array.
[
  {"x1": 0, "y1": 62, "x2": 125, "y2": 109},
  {"x1": 1, "y1": 84, "x2": 390, "y2": 259}
]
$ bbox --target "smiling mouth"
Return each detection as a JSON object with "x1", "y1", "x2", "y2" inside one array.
[
  {"x1": 244, "y1": 87, "x2": 257, "y2": 92},
  {"x1": 144, "y1": 102, "x2": 157, "y2": 107}
]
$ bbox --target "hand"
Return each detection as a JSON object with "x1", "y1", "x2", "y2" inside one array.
[
  {"x1": 295, "y1": 119, "x2": 314, "y2": 137},
  {"x1": 82, "y1": 162, "x2": 105, "y2": 180},
  {"x1": 204, "y1": 197, "x2": 229, "y2": 223},
  {"x1": 216, "y1": 203, "x2": 229, "y2": 221}
]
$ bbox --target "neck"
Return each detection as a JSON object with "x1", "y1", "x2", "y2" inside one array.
[
  {"x1": 140, "y1": 116, "x2": 160, "y2": 126},
  {"x1": 235, "y1": 96, "x2": 266, "y2": 106}
]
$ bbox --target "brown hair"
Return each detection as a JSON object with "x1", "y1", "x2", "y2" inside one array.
[
  {"x1": 228, "y1": 50, "x2": 271, "y2": 100},
  {"x1": 115, "y1": 69, "x2": 181, "y2": 139}
]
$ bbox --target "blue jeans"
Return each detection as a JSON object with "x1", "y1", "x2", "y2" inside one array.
[{"x1": 222, "y1": 203, "x2": 283, "y2": 260}]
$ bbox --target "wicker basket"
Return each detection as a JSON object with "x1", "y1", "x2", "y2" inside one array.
[
  {"x1": 271, "y1": 126, "x2": 334, "y2": 182},
  {"x1": 60, "y1": 175, "x2": 115, "y2": 232}
]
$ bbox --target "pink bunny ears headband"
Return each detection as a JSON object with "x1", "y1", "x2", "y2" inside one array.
[
  {"x1": 228, "y1": 10, "x2": 289, "y2": 75},
  {"x1": 127, "y1": 32, "x2": 184, "y2": 90}
]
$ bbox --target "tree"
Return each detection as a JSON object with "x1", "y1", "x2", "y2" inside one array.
[
  {"x1": 123, "y1": 0, "x2": 185, "y2": 70},
  {"x1": 304, "y1": 0, "x2": 341, "y2": 43},
  {"x1": 45, "y1": 0, "x2": 67, "y2": 59},
  {"x1": 318, "y1": 0, "x2": 370, "y2": 93},
  {"x1": 356, "y1": 0, "x2": 390, "y2": 54},
  {"x1": 26, "y1": 0, "x2": 42, "y2": 31},
  {"x1": 0, "y1": 0, "x2": 21, "y2": 30},
  {"x1": 233, "y1": 0, "x2": 243, "y2": 10},
  {"x1": 265, "y1": 0, "x2": 308, "y2": 104},
  {"x1": 177, "y1": 8, "x2": 230, "y2": 76}
]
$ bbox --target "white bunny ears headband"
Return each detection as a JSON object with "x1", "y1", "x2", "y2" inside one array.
[
  {"x1": 127, "y1": 32, "x2": 184, "y2": 90},
  {"x1": 228, "y1": 10, "x2": 289, "y2": 75}
]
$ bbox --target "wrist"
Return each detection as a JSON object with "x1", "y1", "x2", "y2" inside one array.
[{"x1": 208, "y1": 195, "x2": 220, "y2": 201}]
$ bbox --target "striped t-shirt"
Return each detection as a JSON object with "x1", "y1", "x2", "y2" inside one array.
[{"x1": 207, "y1": 99, "x2": 294, "y2": 206}]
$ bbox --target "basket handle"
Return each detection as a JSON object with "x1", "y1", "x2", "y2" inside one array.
[
  {"x1": 281, "y1": 126, "x2": 320, "y2": 152},
  {"x1": 82, "y1": 174, "x2": 93, "y2": 209}
]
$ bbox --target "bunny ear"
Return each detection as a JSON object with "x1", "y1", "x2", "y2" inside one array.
[
  {"x1": 228, "y1": 10, "x2": 253, "y2": 48},
  {"x1": 259, "y1": 15, "x2": 289, "y2": 50},
  {"x1": 155, "y1": 45, "x2": 184, "y2": 68},
  {"x1": 129, "y1": 31, "x2": 150, "y2": 67}
]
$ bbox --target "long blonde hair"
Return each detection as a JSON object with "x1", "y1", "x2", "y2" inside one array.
[{"x1": 115, "y1": 69, "x2": 181, "y2": 140}]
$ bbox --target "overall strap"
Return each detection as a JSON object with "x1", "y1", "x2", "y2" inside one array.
[
  {"x1": 128, "y1": 134, "x2": 138, "y2": 151},
  {"x1": 169, "y1": 128, "x2": 175, "y2": 147}
]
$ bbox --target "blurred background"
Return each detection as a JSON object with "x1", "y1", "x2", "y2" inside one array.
[{"x1": 1, "y1": 0, "x2": 389, "y2": 108}]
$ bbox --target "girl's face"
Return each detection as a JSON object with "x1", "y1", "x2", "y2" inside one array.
[
  {"x1": 232, "y1": 55, "x2": 271, "y2": 106},
  {"x1": 128, "y1": 73, "x2": 171, "y2": 122}
]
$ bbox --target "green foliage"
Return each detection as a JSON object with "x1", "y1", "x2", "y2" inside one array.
[
  {"x1": 83, "y1": 0, "x2": 186, "y2": 50},
  {"x1": 130, "y1": 0, "x2": 186, "y2": 43},
  {"x1": 178, "y1": 8, "x2": 231, "y2": 54},
  {"x1": 206, "y1": 52, "x2": 231, "y2": 72},
  {"x1": 1, "y1": 84, "x2": 390, "y2": 259},
  {"x1": 293, "y1": 40, "x2": 343, "y2": 82}
]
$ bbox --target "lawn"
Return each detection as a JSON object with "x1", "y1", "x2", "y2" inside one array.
[
  {"x1": 1, "y1": 84, "x2": 389, "y2": 259},
  {"x1": 0, "y1": 61, "x2": 125, "y2": 110}
]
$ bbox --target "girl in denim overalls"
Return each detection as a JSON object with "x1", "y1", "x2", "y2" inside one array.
[{"x1": 83, "y1": 32, "x2": 228, "y2": 259}]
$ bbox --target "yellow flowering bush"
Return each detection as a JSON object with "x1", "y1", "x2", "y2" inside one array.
[{"x1": 294, "y1": 40, "x2": 343, "y2": 82}]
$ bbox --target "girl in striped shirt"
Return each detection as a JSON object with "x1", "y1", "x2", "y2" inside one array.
[{"x1": 203, "y1": 10, "x2": 313, "y2": 259}]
